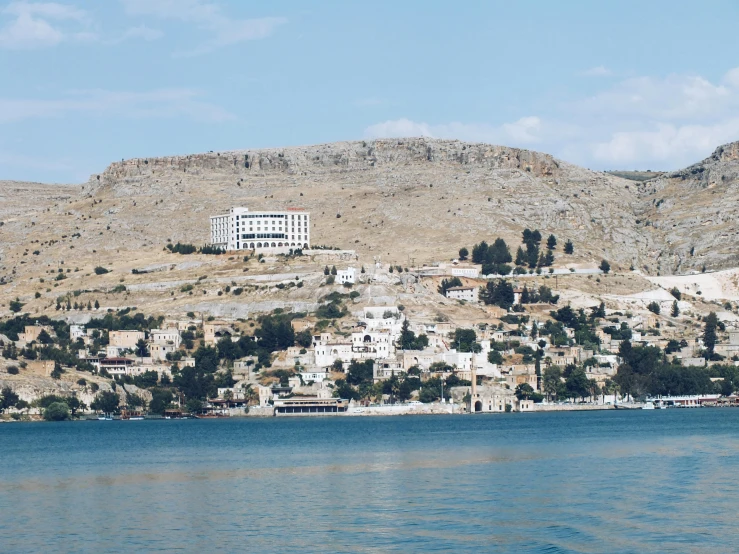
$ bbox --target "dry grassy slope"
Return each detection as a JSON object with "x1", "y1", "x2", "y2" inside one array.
[
  {"x1": 72, "y1": 138, "x2": 644, "y2": 264},
  {"x1": 638, "y1": 141, "x2": 739, "y2": 274},
  {"x1": 5, "y1": 137, "x2": 739, "y2": 320}
]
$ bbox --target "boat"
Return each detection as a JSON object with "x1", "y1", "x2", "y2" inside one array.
[
  {"x1": 97, "y1": 416, "x2": 113, "y2": 421},
  {"x1": 642, "y1": 402, "x2": 655, "y2": 410}
]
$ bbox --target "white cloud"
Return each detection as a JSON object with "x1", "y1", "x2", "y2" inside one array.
[
  {"x1": 0, "y1": 1, "x2": 91, "y2": 49},
  {"x1": 582, "y1": 65, "x2": 612, "y2": 77},
  {"x1": 120, "y1": 0, "x2": 286, "y2": 55},
  {"x1": 584, "y1": 68, "x2": 739, "y2": 167},
  {"x1": 364, "y1": 67, "x2": 739, "y2": 170},
  {"x1": 0, "y1": 88, "x2": 235, "y2": 124}
]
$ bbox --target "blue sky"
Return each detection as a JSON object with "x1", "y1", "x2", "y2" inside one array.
[{"x1": 1, "y1": 0, "x2": 739, "y2": 183}]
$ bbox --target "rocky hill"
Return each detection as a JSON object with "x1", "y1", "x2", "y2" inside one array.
[{"x1": 1, "y1": 137, "x2": 739, "y2": 305}]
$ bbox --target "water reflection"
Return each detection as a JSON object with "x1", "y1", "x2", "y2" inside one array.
[{"x1": 1, "y1": 411, "x2": 738, "y2": 552}]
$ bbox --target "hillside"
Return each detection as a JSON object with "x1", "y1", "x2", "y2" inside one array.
[
  {"x1": 636, "y1": 141, "x2": 739, "y2": 274},
  {"x1": 2, "y1": 137, "x2": 739, "y2": 320},
  {"x1": 2, "y1": 138, "x2": 645, "y2": 269}
]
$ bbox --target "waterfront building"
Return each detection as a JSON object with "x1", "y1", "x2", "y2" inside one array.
[{"x1": 210, "y1": 206, "x2": 310, "y2": 253}]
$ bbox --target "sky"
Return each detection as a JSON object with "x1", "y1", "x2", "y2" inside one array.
[{"x1": 1, "y1": 0, "x2": 739, "y2": 183}]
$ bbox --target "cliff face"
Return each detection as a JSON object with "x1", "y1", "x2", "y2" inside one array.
[{"x1": 636, "y1": 141, "x2": 739, "y2": 273}]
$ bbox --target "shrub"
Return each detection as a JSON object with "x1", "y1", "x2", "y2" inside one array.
[
  {"x1": 7, "y1": 366, "x2": 19, "y2": 375},
  {"x1": 43, "y1": 402, "x2": 70, "y2": 421},
  {"x1": 94, "y1": 267, "x2": 110, "y2": 275}
]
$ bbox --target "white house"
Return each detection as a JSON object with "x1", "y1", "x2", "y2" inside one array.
[
  {"x1": 300, "y1": 371, "x2": 328, "y2": 382},
  {"x1": 70, "y1": 325, "x2": 86, "y2": 341},
  {"x1": 336, "y1": 267, "x2": 357, "y2": 285},
  {"x1": 445, "y1": 286, "x2": 479, "y2": 302},
  {"x1": 452, "y1": 267, "x2": 480, "y2": 278},
  {"x1": 210, "y1": 206, "x2": 311, "y2": 253},
  {"x1": 150, "y1": 328, "x2": 181, "y2": 348}
]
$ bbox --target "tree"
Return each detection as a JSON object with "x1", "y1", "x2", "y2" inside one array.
[
  {"x1": 564, "y1": 240, "x2": 574, "y2": 255},
  {"x1": 671, "y1": 300, "x2": 680, "y2": 317},
  {"x1": 515, "y1": 246, "x2": 526, "y2": 266},
  {"x1": 330, "y1": 265, "x2": 337, "y2": 276},
  {"x1": 91, "y1": 391, "x2": 120, "y2": 415},
  {"x1": 9, "y1": 298, "x2": 24, "y2": 313},
  {"x1": 488, "y1": 350, "x2": 503, "y2": 364},
  {"x1": 37, "y1": 329, "x2": 54, "y2": 344},
  {"x1": 546, "y1": 234, "x2": 557, "y2": 250},
  {"x1": 94, "y1": 300, "x2": 100, "y2": 309},
  {"x1": 43, "y1": 402, "x2": 70, "y2": 421},
  {"x1": 217, "y1": 335, "x2": 239, "y2": 360},
  {"x1": 135, "y1": 338, "x2": 149, "y2": 357},
  {"x1": 323, "y1": 265, "x2": 330, "y2": 275},
  {"x1": 599, "y1": 260, "x2": 611, "y2": 274},
  {"x1": 399, "y1": 319, "x2": 415, "y2": 350},
  {"x1": 451, "y1": 328, "x2": 480, "y2": 353},
  {"x1": 0, "y1": 386, "x2": 19, "y2": 413},
  {"x1": 66, "y1": 396, "x2": 85, "y2": 417},
  {"x1": 458, "y1": 247, "x2": 469, "y2": 260},
  {"x1": 345, "y1": 360, "x2": 374, "y2": 388},
  {"x1": 295, "y1": 329, "x2": 313, "y2": 348},
  {"x1": 515, "y1": 383, "x2": 534, "y2": 400},
  {"x1": 565, "y1": 367, "x2": 590, "y2": 400},
  {"x1": 94, "y1": 266, "x2": 110, "y2": 275},
  {"x1": 669, "y1": 287, "x2": 682, "y2": 301},
  {"x1": 647, "y1": 301, "x2": 661, "y2": 315},
  {"x1": 480, "y1": 279, "x2": 515, "y2": 310},
  {"x1": 438, "y1": 277, "x2": 462, "y2": 295},
  {"x1": 526, "y1": 243, "x2": 540, "y2": 269},
  {"x1": 186, "y1": 398, "x2": 203, "y2": 414},
  {"x1": 542, "y1": 366, "x2": 562, "y2": 401},
  {"x1": 703, "y1": 312, "x2": 719, "y2": 357}
]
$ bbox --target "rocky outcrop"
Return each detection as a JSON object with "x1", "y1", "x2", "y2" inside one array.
[{"x1": 636, "y1": 141, "x2": 739, "y2": 274}]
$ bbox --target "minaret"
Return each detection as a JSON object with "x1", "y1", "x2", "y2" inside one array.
[{"x1": 471, "y1": 365, "x2": 477, "y2": 408}]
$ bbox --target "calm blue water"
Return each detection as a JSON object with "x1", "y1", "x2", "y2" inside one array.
[{"x1": 1, "y1": 410, "x2": 739, "y2": 553}]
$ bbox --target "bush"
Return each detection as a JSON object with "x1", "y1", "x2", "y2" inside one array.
[
  {"x1": 43, "y1": 402, "x2": 70, "y2": 421},
  {"x1": 94, "y1": 267, "x2": 110, "y2": 275},
  {"x1": 7, "y1": 365, "x2": 19, "y2": 375}
]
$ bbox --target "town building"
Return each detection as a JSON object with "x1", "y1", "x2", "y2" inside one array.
[
  {"x1": 445, "y1": 286, "x2": 479, "y2": 302},
  {"x1": 451, "y1": 266, "x2": 480, "y2": 278},
  {"x1": 150, "y1": 328, "x2": 181, "y2": 348},
  {"x1": 336, "y1": 267, "x2": 357, "y2": 285},
  {"x1": 109, "y1": 330, "x2": 145, "y2": 349},
  {"x1": 210, "y1": 206, "x2": 311, "y2": 253}
]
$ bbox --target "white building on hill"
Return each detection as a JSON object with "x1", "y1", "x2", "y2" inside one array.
[
  {"x1": 210, "y1": 206, "x2": 311, "y2": 253},
  {"x1": 336, "y1": 267, "x2": 356, "y2": 285},
  {"x1": 445, "y1": 286, "x2": 479, "y2": 302}
]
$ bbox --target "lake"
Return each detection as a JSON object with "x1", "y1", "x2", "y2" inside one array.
[{"x1": 1, "y1": 410, "x2": 738, "y2": 552}]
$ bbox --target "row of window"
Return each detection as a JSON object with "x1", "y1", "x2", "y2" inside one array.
[{"x1": 240, "y1": 233, "x2": 286, "y2": 239}]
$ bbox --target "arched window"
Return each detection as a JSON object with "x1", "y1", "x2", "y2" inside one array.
[
  {"x1": 250, "y1": 243, "x2": 255, "y2": 249},
  {"x1": 363, "y1": 335, "x2": 372, "y2": 342},
  {"x1": 271, "y1": 242, "x2": 276, "y2": 247},
  {"x1": 256, "y1": 242, "x2": 262, "y2": 248}
]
